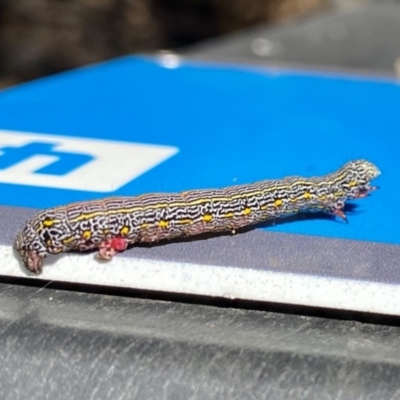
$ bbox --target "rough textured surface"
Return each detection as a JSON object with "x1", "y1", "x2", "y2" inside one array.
[{"x1": 1, "y1": 283, "x2": 400, "y2": 400}]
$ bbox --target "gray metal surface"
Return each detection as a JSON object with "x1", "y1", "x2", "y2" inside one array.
[
  {"x1": 182, "y1": 2, "x2": 400, "y2": 75},
  {"x1": 1, "y1": 283, "x2": 400, "y2": 400}
]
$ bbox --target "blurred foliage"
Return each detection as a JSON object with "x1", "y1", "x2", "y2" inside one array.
[{"x1": 0, "y1": 0, "x2": 328, "y2": 88}]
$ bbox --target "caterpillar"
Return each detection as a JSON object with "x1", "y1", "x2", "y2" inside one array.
[{"x1": 15, "y1": 160, "x2": 380, "y2": 274}]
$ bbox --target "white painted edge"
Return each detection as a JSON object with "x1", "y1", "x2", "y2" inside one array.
[{"x1": 1, "y1": 244, "x2": 399, "y2": 316}]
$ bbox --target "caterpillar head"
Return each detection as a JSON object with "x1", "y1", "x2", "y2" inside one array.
[{"x1": 341, "y1": 159, "x2": 380, "y2": 199}]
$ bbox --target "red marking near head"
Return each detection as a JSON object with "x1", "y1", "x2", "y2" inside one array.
[
  {"x1": 110, "y1": 238, "x2": 128, "y2": 251},
  {"x1": 97, "y1": 237, "x2": 128, "y2": 260}
]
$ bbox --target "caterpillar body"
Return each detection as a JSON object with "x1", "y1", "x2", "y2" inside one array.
[{"x1": 15, "y1": 160, "x2": 380, "y2": 274}]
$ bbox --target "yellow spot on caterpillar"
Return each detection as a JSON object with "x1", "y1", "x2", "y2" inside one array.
[
  {"x1": 274, "y1": 199, "x2": 283, "y2": 207},
  {"x1": 202, "y1": 214, "x2": 213, "y2": 222},
  {"x1": 103, "y1": 229, "x2": 109, "y2": 235},
  {"x1": 260, "y1": 205, "x2": 267, "y2": 210},
  {"x1": 120, "y1": 226, "x2": 130, "y2": 236},
  {"x1": 141, "y1": 223, "x2": 149, "y2": 229},
  {"x1": 223, "y1": 212, "x2": 234, "y2": 218},
  {"x1": 348, "y1": 180, "x2": 357, "y2": 187},
  {"x1": 62, "y1": 236, "x2": 75, "y2": 244},
  {"x1": 158, "y1": 220, "x2": 169, "y2": 228},
  {"x1": 303, "y1": 192, "x2": 311, "y2": 200},
  {"x1": 43, "y1": 218, "x2": 54, "y2": 227},
  {"x1": 46, "y1": 239, "x2": 52, "y2": 246},
  {"x1": 243, "y1": 207, "x2": 252, "y2": 216},
  {"x1": 82, "y1": 230, "x2": 91, "y2": 240}
]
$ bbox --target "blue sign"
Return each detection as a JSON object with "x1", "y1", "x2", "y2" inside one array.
[
  {"x1": 0, "y1": 141, "x2": 93, "y2": 175},
  {"x1": 0, "y1": 130, "x2": 177, "y2": 192},
  {"x1": 0, "y1": 56, "x2": 398, "y2": 244}
]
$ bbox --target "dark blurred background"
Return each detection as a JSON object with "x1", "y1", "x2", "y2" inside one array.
[{"x1": 0, "y1": 0, "x2": 343, "y2": 88}]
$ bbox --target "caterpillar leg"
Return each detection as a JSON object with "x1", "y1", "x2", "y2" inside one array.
[
  {"x1": 97, "y1": 237, "x2": 128, "y2": 260},
  {"x1": 332, "y1": 208, "x2": 347, "y2": 222},
  {"x1": 355, "y1": 185, "x2": 378, "y2": 198},
  {"x1": 330, "y1": 201, "x2": 348, "y2": 222}
]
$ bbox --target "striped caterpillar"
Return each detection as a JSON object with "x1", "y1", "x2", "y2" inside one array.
[{"x1": 15, "y1": 160, "x2": 380, "y2": 274}]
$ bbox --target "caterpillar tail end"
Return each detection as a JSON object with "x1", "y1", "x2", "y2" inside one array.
[
  {"x1": 14, "y1": 232, "x2": 45, "y2": 274},
  {"x1": 19, "y1": 250, "x2": 44, "y2": 274},
  {"x1": 97, "y1": 237, "x2": 128, "y2": 261}
]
